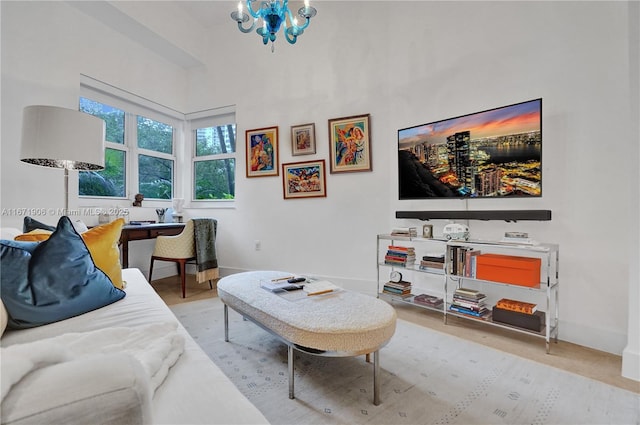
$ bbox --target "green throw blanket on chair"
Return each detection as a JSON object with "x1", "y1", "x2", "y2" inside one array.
[{"x1": 193, "y1": 218, "x2": 219, "y2": 283}]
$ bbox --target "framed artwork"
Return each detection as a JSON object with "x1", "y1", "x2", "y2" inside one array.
[
  {"x1": 291, "y1": 123, "x2": 316, "y2": 156},
  {"x1": 282, "y1": 159, "x2": 327, "y2": 199},
  {"x1": 328, "y1": 113, "x2": 372, "y2": 173},
  {"x1": 246, "y1": 126, "x2": 279, "y2": 177}
]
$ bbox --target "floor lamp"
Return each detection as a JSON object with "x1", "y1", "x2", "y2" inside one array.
[{"x1": 20, "y1": 105, "x2": 106, "y2": 215}]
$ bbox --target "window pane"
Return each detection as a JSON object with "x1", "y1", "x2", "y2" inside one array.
[
  {"x1": 138, "y1": 154, "x2": 173, "y2": 199},
  {"x1": 79, "y1": 148, "x2": 126, "y2": 197},
  {"x1": 137, "y1": 115, "x2": 173, "y2": 154},
  {"x1": 79, "y1": 97, "x2": 124, "y2": 144},
  {"x1": 196, "y1": 124, "x2": 236, "y2": 157},
  {"x1": 194, "y1": 159, "x2": 235, "y2": 200}
]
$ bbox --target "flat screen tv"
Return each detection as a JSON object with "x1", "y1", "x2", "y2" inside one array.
[{"x1": 398, "y1": 98, "x2": 542, "y2": 199}]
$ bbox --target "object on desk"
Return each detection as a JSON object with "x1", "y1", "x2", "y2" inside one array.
[
  {"x1": 129, "y1": 220, "x2": 156, "y2": 225},
  {"x1": 133, "y1": 193, "x2": 144, "y2": 207},
  {"x1": 303, "y1": 280, "x2": 339, "y2": 296},
  {"x1": 156, "y1": 208, "x2": 168, "y2": 223}
]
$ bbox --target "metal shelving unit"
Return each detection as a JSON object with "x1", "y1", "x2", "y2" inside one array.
[{"x1": 377, "y1": 234, "x2": 559, "y2": 353}]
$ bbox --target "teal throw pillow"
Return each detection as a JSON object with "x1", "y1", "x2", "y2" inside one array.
[
  {"x1": 1, "y1": 216, "x2": 126, "y2": 329},
  {"x1": 23, "y1": 216, "x2": 56, "y2": 233}
]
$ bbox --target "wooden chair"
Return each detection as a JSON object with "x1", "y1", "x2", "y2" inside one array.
[{"x1": 149, "y1": 220, "x2": 212, "y2": 298}]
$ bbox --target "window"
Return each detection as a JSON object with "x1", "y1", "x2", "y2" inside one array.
[
  {"x1": 193, "y1": 124, "x2": 236, "y2": 200},
  {"x1": 78, "y1": 84, "x2": 179, "y2": 202},
  {"x1": 78, "y1": 99, "x2": 126, "y2": 197},
  {"x1": 80, "y1": 75, "x2": 235, "y2": 207},
  {"x1": 137, "y1": 115, "x2": 174, "y2": 200}
]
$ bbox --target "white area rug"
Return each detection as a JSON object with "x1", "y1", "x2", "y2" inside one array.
[{"x1": 170, "y1": 297, "x2": 639, "y2": 425}]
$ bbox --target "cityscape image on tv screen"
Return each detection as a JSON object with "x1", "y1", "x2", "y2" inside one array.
[{"x1": 398, "y1": 98, "x2": 542, "y2": 199}]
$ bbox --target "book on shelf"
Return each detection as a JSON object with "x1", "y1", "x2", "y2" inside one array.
[
  {"x1": 495, "y1": 298, "x2": 537, "y2": 314},
  {"x1": 451, "y1": 287, "x2": 488, "y2": 314},
  {"x1": 418, "y1": 265, "x2": 445, "y2": 274},
  {"x1": 454, "y1": 287, "x2": 485, "y2": 299},
  {"x1": 390, "y1": 227, "x2": 417, "y2": 237},
  {"x1": 383, "y1": 290, "x2": 413, "y2": 298},
  {"x1": 449, "y1": 304, "x2": 490, "y2": 318},
  {"x1": 385, "y1": 245, "x2": 416, "y2": 266},
  {"x1": 384, "y1": 281, "x2": 412, "y2": 290},
  {"x1": 420, "y1": 260, "x2": 445, "y2": 268},
  {"x1": 446, "y1": 246, "x2": 481, "y2": 277},
  {"x1": 413, "y1": 293, "x2": 444, "y2": 308},
  {"x1": 422, "y1": 254, "x2": 445, "y2": 263}
]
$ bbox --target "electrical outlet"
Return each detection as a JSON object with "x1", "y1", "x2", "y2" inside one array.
[{"x1": 254, "y1": 240, "x2": 261, "y2": 251}]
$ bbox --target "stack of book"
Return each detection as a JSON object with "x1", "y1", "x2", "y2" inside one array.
[
  {"x1": 447, "y1": 246, "x2": 481, "y2": 277},
  {"x1": 413, "y1": 293, "x2": 444, "y2": 308},
  {"x1": 382, "y1": 280, "x2": 412, "y2": 298},
  {"x1": 419, "y1": 253, "x2": 445, "y2": 274},
  {"x1": 384, "y1": 245, "x2": 416, "y2": 266},
  {"x1": 449, "y1": 287, "x2": 489, "y2": 318},
  {"x1": 390, "y1": 227, "x2": 417, "y2": 237},
  {"x1": 492, "y1": 298, "x2": 545, "y2": 331}
]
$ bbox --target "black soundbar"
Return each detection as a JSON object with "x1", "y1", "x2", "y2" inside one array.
[{"x1": 395, "y1": 210, "x2": 552, "y2": 222}]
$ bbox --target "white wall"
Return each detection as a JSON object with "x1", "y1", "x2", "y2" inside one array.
[{"x1": 1, "y1": 1, "x2": 638, "y2": 374}]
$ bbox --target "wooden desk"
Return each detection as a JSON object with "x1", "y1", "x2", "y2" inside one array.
[{"x1": 120, "y1": 223, "x2": 185, "y2": 268}]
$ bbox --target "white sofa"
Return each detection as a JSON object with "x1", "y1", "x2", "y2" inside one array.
[{"x1": 1, "y1": 267, "x2": 270, "y2": 425}]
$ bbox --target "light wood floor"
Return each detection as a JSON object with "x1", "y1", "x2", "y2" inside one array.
[{"x1": 152, "y1": 274, "x2": 639, "y2": 394}]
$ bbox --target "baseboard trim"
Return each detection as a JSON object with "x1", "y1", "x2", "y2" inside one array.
[{"x1": 622, "y1": 347, "x2": 640, "y2": 381}]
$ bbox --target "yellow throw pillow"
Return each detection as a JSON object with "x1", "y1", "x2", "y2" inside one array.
[
  {"x1": 14, "y1": 229, "x2": 52, "y2": 242},
  {"x1": 81, "y1": 218, "x2": 126, "y2": 289}
]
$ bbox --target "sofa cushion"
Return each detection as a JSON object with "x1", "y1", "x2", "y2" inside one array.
[
  {"x1": 1, "y1": 353, "x2": 152, "y2": 425},
  {"x1": 0, "y1": 216, "x2": 125, "y2": 329},
  {"x1": 14, "y1": 219, "x2": 126, "y2": 289}
]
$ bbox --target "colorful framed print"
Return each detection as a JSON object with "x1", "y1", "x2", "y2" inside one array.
[
  {"x1": 282, "y1": 159, "x2": 327, "y2": 199},
  {"x1": 291, "y1": 123, "x2": 316, "y2": 156},
  {"x1": 246, "y1": 126, "x2": 279, "y2": 177},
  {"x1": 328, "y1": 114, "x2": 372, "y2": 173}
]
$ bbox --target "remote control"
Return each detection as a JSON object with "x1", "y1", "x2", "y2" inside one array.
[{"x1": 287, "y1": 277, "x2": 306, "y2": 283}]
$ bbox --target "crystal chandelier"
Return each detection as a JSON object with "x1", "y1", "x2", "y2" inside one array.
[{"x1": 231, "y1": 0, "x2": 317, "y2": 52}]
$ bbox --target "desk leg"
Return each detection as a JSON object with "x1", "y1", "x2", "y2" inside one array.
[
  {"x1": 288, "y1": 345, "x2": 295, "y2": 399},
  {"x1": 121, "y1": 239, "x2": 129, "y2": 269},
  {"x1": 224, "y1": 304, "x2": 229, "y2": 342},
  {"x1": 373, "y1": 350, "x2": 380, "y2": 406}
]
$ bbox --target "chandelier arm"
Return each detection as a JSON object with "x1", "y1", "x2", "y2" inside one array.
[
  {"x1": 245, "y1": 0, "x2": 261, "y2": 19},
  {"x1": 284, "y1": 28, "x2": 298, "y2": 44},
  {"x1": 295, "y1": 16, "x2": 310, "y2": 31},
  {"x1": 238, "y1": 19, "x2": 256, "y2": 33}
]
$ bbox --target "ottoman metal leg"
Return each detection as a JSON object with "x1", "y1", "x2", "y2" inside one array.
[
  {"x1": 224, "y1": 304, "x2": 229, "y2": 342},
  {"x1": 373, "y1": 350, "x2": 380, "y2": 405},
  {"x1": 288, "y1": 345, "x2": 295, "y2": 399}
]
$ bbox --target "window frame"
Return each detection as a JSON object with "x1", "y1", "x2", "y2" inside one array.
[
  {"x1": 79, "y1": 78, "x2": 182, "y2": 208},
  {"x1": 187, "y1": 108, "x2": 237, "y2": 208},
  {"x1": 78, "y1": 75, "x2": 236, "y2": 210}
]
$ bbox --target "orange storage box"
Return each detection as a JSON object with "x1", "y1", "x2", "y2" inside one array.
[{"x1": 475, "y1": 254, "x2": 541, "y2": 287}]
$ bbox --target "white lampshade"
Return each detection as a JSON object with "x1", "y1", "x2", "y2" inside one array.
[{"x1": 21, "y1": 105, "x2": 105, "y2": 170}]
